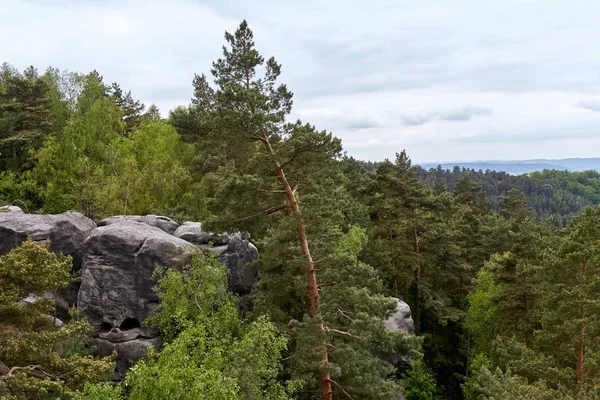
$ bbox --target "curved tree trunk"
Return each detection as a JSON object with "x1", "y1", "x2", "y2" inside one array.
[{"x1": 261, "y1": 137, "x2": 333, "y2": 400}]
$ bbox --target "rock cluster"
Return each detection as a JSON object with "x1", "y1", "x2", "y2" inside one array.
[{"x1": 0, "y1": 209, "x2": 259, "y2": 378}]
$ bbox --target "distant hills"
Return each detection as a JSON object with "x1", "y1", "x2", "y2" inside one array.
[{"x1": 417, "y1": 158, "x2": 600, "y2": 175}]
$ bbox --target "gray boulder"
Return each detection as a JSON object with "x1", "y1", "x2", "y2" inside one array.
[
  {"x1": 385, "y1": 298, "x2": 415, "y2": 335},
  {"x1": 174, "y1": 221, "x2": 230, "y2": 246},
  {"x1": 0, "y1": 205, "x2": 23, "y2": 213},
  {"x1": 78, "y1": 221, "x2": 194, "y2": 336},
  {"x1": 0, "y1": 210, "x2": 96, "y2": 269},
  {"x1": 386, "y1": 298, "x2": 415, "y2": 397},
  {"x1": 98, "y1": 215, "x2": 180, "y2": 235},
  {"x1": 78, "y1": 220, "x2": 194, "y2": 377},
  {"x1": 92, "y1": 336, "x2": 163, "y2": 380},
  {"x1": 216, "y1": 233, "x2": 259, "y2": 314}
]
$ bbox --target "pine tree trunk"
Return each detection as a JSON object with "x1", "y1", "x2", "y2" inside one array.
[
  {"x1": 577, "y1": 319, "x2": 585, "y2": 384},
  {"x1": 388, "y1": 231, "x2": 398, "y2": 296},
  {"x1": 576, "y1": 259, "x2": 588, "y2": 384},
  {"x1": 414, "y1": 229, "x2": 422, "y2": 335},
  {"x1": 261, "y1": 137, "x2": 333, "y2": 400}
]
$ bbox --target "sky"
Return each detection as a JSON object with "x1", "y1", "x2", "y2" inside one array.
[{"x1": 2, "y1": 0, "x2": 600, "y2": 163}]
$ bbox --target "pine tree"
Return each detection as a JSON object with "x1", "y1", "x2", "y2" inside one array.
[
  {"x1": 191, "y1": 21, "x2": 419, "y2": 399},
  {"x1": 0, "y1": 66, "x2": 53, "y2": 171},
  {"x1": 538, "y1": 206, "x2": 600, "y2": 387}
]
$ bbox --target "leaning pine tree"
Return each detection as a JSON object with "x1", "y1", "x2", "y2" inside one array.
[{"x1": 191, "y1": 21, "x2": 420, "y2": 400}]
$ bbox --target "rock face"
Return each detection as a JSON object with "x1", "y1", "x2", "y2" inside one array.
[
  {"x1": 217, "y1": 233, "x2": 259, "y2": 314},
  {"x1": 0, "y1": 210, "x2": 96, "y2": 269},
  {"x1": 0, "y1": 210, "x2": 97, "y2": 315},
  {"x1": 174, "y1": 221, "x2": 229, "y2": 246},
  {"x1": 0, "y1": 211, "x2": 260, "y2": 379},
  {"x1": 0, "y1": 205, "x2": 23, "y2": 213},
  {"x1": 78, "y1": 221, "x2": 196, "y2": 378},
  {"x1": 385, "y1": 298, "x2": 415, "y2": 335},
  {"x1": 78, "y1": 221, "x2": 194, "y2": 334},
  {"x1": 98, "y1": 215, "x2": 180, "y2": 235},
  {"x1": 385, "y1": 298, "x2": 415, "y2": 400}
]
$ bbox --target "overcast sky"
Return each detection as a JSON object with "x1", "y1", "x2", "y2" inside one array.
[{"x1": 2, "y1": 0, "x2": 600, "y2": 163}]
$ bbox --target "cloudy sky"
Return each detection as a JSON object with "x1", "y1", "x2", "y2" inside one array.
[{"x1": 2, "y1": 0, "x2": 600, "y2": 163}]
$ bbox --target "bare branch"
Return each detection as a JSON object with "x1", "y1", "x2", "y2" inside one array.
[
  {"x1": 336, "y1": 309, "x2": 355, "y2": 322},
  {"x1": 329, "y1": 379, "x2": 357, "y2": 400},
  {"x1": 323, "y1": 326, "x2": 361, "y2": 339},
  {"x1": 258, "y1": 189, "x2": 288, "y2": 194},
  {"x1": 1, "y1": 365, "x2": 41, "y2": 380},
  {"x1": 234, "y1": 204, "x2": 291, "y2": 222}
]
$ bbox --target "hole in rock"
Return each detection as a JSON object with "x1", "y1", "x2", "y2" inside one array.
[
  {"x1": 100, "y1": 322, "x2": 112, "y2": 333},
  {"x1": 119, "y1": 318, "x2": 141, "y2": 330}
]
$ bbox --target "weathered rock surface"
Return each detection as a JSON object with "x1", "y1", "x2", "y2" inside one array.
[
  {"x1": 0, "y1": 211, "x2": 97, "y2": 316},
  {"x1": 174, "y1": 221, "x2": 230, "y2": 246},
  {"x1": 0, "y1": 210, "x2": 96, "y2": 269},
  {"x1": 216, "y1": 233, "x2": 259, "y2": 314},
  {"x1": 385, "y1": 298, "x2": 415, "y2": 335},
  {"x1": 0, "y1": 211, "x2": 261, "y2": 379},
  {"x1": 0, "y1": 205, "x2": 23, "y2": 213},
  {"x1": 78, "y1": 221, "x2": 194, "y2": 337},
  {"x1": 98, "y1": 215, "x2": 179, "y2": 235},
  {"x1": 92, "y1": 336, "x2": 163, "y2": 380},
  {"x1": 386, "y1": 298, "x2": 415, "y2": 399}
]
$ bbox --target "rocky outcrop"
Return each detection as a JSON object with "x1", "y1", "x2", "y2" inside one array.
[
  {"x1": 385, "y1": 298, "x2": 415, "y2": 335},
  {"x1": 78, "y1": 221, "x2": 195, "y2": 336},
  {"x1": 173, "y1": 221, "x2": 229, "y2": 246},
  {"x1": 97, "y1": 215, "x2": 180, "y2": 235},
  {"x1": 0, "y1": 210, "x2": 96, "y2": 269},
  {"x1": 0, "y1": 210, "x2": 97, "y2": 316},
  {"x1": 216, "y1": 233, "x2": 259, "y2": 314},
  {"x1": 385, "y1": 298, "x2": 415, "y2": 400},
  {"x1": 0, "y1": 210, "x2": 261, "y2": 379}
]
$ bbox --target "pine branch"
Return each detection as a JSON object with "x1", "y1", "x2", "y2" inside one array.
[
  {"x1": 336, "y1": 309, "x2": 354, "y2": 322},
  {"x1": 0, "y1": 365, "x2": 41, "y2": 379},
  {"x1": 234, "y1": 204, "x2": 291, "y2": 222},
  {"x1": 323, "y1": 326, "x2": 360, "y2": 339},
  {"x1": 329, "y1": 379, "x2": 357, "y2": 400}
]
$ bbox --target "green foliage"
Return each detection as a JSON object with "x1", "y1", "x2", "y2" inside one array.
[
  {"x1": 75, "y1": 382, "x2": 122, "y2": 400},
  {"x1": 35, "y1": 97, "x2": 204, "y2": 220},
  {"x1": 123, "y1": 252, "x2": 294, "y2": 400},
  {"x1": 0, "y1": 64, "x2": 53, "y2": 171},
  {"x1": 0, "y1": 170, "x2": 43, "y2": 211},
  {"x1": 0, "y1": 240, "x2": 114, "y2": 399},
  {"x1": 402, "y1": 360, "x2": 437, "y2": 400},
  {"x1": 417, "y1": 166, "x2": 600, "y2": 226}
]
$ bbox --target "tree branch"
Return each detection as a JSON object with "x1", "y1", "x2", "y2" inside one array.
[
  {"x1": 329, "y1": 379, "x2": 357, "y2": 400},
  {"x1": 336, "y1": 309, "x2": 355, "y2": 322},
  {"x1": 323, "y1": 326, "x2": 361, "y2": 339},
  {"x1": 280, "y1": 144, "x2": 318, "y2": 169},
  {"x1": 234, "y1": 204, "x2": 291, "y2": 222},
  {"x1": 0, "y1": 365, "x2": 41, "y2": 379}
]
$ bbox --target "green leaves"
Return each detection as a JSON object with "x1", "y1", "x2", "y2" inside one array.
[
  {"x1": 0, "y1": 241, "x2": 113, "y2": 399},
  {"x1": 123, "y1": 251, "x2": 293, "y2": 400}
]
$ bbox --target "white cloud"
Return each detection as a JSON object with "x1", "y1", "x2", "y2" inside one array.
[{"x1": 2, "y1": 0, "x2": 600, "y2": 162}]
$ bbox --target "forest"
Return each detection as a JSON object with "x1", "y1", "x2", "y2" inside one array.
[{"x1": 2, "y1": 20, "x2": 600, "y2": 399}]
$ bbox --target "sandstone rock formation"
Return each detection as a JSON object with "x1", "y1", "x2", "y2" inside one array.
[
  {"x1": 0, "y1": 210, "x2": 260, "y2": 378},
  {"x1": 0, "y1": 210, "x2": 97, "y2": 315},
  {"x1": 385, "y1": 298, "x2": 415, "y2": 335},
  {"x1": 385, "y1": 298, "x2": 416, "y2": 400},
  {"x1": 97, "y1": 214, "x2": 180, "y2": 235}
]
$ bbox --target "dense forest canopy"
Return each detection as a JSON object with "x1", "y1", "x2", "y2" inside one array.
[{"x1": 2, "y1": 20, "x2": 600, "y2": 399}]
